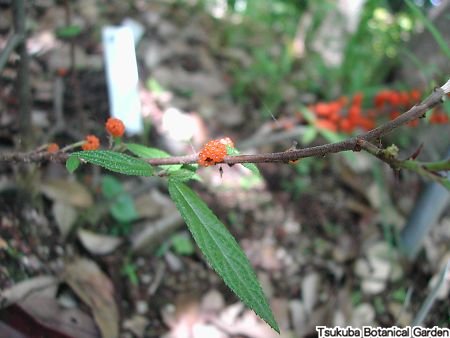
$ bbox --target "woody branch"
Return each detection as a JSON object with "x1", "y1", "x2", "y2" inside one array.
[{"x1": 0, "y1": 79, "x2": 449, "y2": 172}]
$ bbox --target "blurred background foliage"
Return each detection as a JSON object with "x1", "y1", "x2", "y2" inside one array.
[{"x1": 180, "y1": 0, "x2": 448, "y2": 118}]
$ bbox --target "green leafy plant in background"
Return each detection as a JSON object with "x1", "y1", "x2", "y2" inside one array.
[
  {"x1": 100, "y1": 175, "x2": 138, "y2": 236},
  {"x1": 171, "y1": 233, "x2": 195, "y2": 256},
  {"x1": 219, "y1": 0, "x2": 427, "y2": 116},
  {"x1": 338, "y1": 0, "x2": 402, "y2": 93},
  {"x1": 219, "y1": 0, "x2": 300, "y2": 119},
  {"x1": 404, "y1": 0, "x2": 450, "y2": 60},
  {"x1": 121, "y1": 257, "x2": 139, "y2": 286},
  {"x1": 66, "y1": 147, "x2": 280, "y2": 333},
  {"x1": 55, "y1": 25, "x2": 83, "y2": 39}
]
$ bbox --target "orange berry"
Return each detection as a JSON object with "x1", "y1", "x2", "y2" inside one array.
[
  {"x1": 366, "y1": 109, "x2": 377, "y2": 119},
  {"x1": 355, "y1": 117, "x2": 375, "y2": 131},
  {"x1": 348, "y1": 105, "x2": 361, "y2": 120},
  {"x1": 374, "y1": 91, "x2": 387, "y2": 108},
  {"x1": 328, "y1": 102, "x2": 342, "y2": 120},
  {"x1": 105, "y1": 117, "x2": 125, "y2": 137},
  {"x1": 352, "y1": 92, "x2": 363, "y2": 106},
  {"x1": 338, "y1": 96, "x2": 348, "y2": 106},
  {"x1": 314, "y1": 103, "x2": 332, "y2": 117},
  {"x1": 82, "y1": 135, "x2": 100, "y2": 151},
  {"x1": 407, "y1": 119, "x2": 419, "y2": 127},
  {"x1": 390, "y1": 111, "x2": 401, "y2": 120},
  {"x1": 339, "y1": 118, "x2": 354, "y2": 133},
  {"x1": 315, "y1": 118, "x2": 337, "y2": 132},
  {"x1": 409, "y1": 89, "x2": 421, "y2": 103},
  {"x1": 440, "y1": 114, "x2": 449, "y2": 123},
  {"x1": 388, "y1": 92, "x2": 401, "y2": 106},
  {"x1": 56, "y1": 68, "x2": 69, "y2": 77},
  {"x1": 328, "y1": 110, "x2": 340, "y2": 122},
  {"x1": 198, "y1": 139, "x2": 230, "y2": 167},
  {"x1": 399, "y1": 92, "x2": 410, "y2": 107},
  {"x1": 47, "y1": 143, "x2": 60, "y2": 153},
  {"x1": 429, "y1": 110, "x2": 449, "y2": 124}
]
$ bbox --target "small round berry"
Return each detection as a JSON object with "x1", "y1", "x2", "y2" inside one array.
[
  {"x1": 82, "y1": 135, "x2": 100, "y2": 151},
  {"x1": 47, "y1": 143, "x2": 60, "y2": 153},
  {"x1": 105, "y1": 117, "x2": 125, "y2": 137}
]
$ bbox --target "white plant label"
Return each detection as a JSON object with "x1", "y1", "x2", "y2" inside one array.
[{"x1": 102, "y1": 26, "x2": 143, "y2": 134}]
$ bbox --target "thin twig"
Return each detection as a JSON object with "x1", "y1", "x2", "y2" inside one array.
[
  {"x1": 147, "y1": 83, "x2": 447, "y2": 165},
  {"x1": 357, "y1": 139, "x2": 450, "y2": 187},
  {"x1": 0, "y1": 80, "x2": 448, "y2": 170}
]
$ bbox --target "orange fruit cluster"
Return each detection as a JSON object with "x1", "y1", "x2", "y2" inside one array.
[
  {"x1": 46, "y1": 118, "x2": 128, "y2": 153},
  {"x1": 311, "y1": 93, "x2": 374, "y2": 133},
  {"x1": 310, "y1": 88, "x2": 448, "y2": 133},
  {"x1": 105, "y1": 117, "x2": 125, "y2": 138},
  {"x1": 374, "y1": 89, "x2": 421, "y2": 109},
  {"x1": 198, "y1": 137, "x2": 234, "y2": 167},
  {"x1": 82, "y1": 135, "x2": 100, "y2": 151},
  {"x1": 374, "y1": 89, "x2": 422, "y2": 127},
  {"x1": 429, "y1": 110, "x2": 449, "y2": 124},
  {"x1": 375, "y1": 89, "x2": 448, "y2": 126}
]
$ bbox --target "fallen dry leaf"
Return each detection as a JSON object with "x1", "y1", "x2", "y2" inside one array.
[
  {"x1": 0, "y1": 275, "x2": 58, "y2": 308},
  {"x1": 302, "y1": 272, "x2": 320, "y2": 313},
  {"x1": 16, "y1": 294, "x2": 99, "y2": 338},
  {"x1": 77, "y1": 229, "x2": 122, "y2": 255},
  {"x1": 123, "y1": 315, "x2": 149, "y2": 338},
  {"x1": 63, "y1": 258, "x2": 119, "y2": 338},
  {"x1": 40, "y1": 179, "x2": 93, "y2": 208},
  {"x1": 350, "y1": 303, "x2": 375, "y2": 327},
  {"x1": 200, "y1": 289, "x2": 225, "y2": 314},
  {"x1": 355, "y1": 241, "x2": 403, "y2": 294},
  {"x1": 0, "y1": 236, "x2": 8, "y2": 250},
  {"x1": 53, "y1": 202, "x2": 78, "y2": 239}
]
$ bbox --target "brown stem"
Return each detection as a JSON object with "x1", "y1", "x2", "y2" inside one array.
[
  {"x1": 357, "y1": 139, "x2": 450, "y2": 188},
  {"x1": 146, "y1": 85, "x2": 446, "y2": 165},
  {"x1": 0, "y1": 83, "x2": 447, "y2": 167}
]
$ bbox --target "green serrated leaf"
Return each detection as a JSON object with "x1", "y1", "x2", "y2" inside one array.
[
  {"x1": 69, "y1": 151, "x2": 154, "y2": 176},
  {"x1": 126, "y1": 143, "x2": 170, "y2": 158},
  {"x1": 126, "y1": 143, "x2": 182, "y2": 172},
  {"x1": 169, "y1": 169, "x2": 201, "y2": 182},
  {"x1": 182, "y1": 163, "x2": 199, "y2": 171},
  {"x1": 168, "y1": 180, "x2": 279, "y2": 333},
  {"x1": 226, "y1": 146, "x2": 261, "y2": 177},
  {"x1": 66, "y1": 155, "x2": 81, "y2": 173}
]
